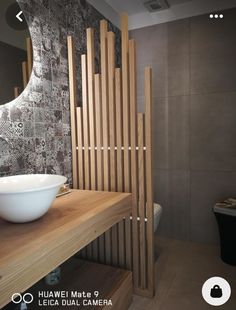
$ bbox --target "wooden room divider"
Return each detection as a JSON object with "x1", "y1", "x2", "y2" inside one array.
[{"x1": 67, "y1": 13, "x2": 155, "y2": 297}]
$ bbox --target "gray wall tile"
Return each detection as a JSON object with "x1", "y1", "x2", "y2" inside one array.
[
  {"x1": 167, "y1": 19, "x2": 190, "y2": 96},
  {"x1": 167, "y1": 19, "x2": 190, "y2": 55},
  {"x1": 170, "y1": 170, "x2": 190, "y2": 241},
  {"x1": 153, "y1": 97, "x2": 169, "y2": 170},
  {"x1": 136, "y1": 62, "x2": 168, "y2": 99},
  {"x1": 154, "y1": 170, "x2": 190, "y2": 241},
  {"x1": 190, "y1": 9, "x2": 236, "y2": 94},
  {"x1": 132, "y1": 8, "x2": 236, "y2": 245},
  {"x1": 154, "y1": 169, "x2": 171, "y2": 237},
  {"x1": 191, "y1": 92, "x2": 236, "y2": 171},
  {"x1": 132, "y1": 24, "x2": 168, "y2": 99},
  {"x1": 131, "y1": 23, "x2": 167, "y2": 65},
  {"x1": 168, "y1": 96, "x2": 190, "y2": 170},
  {"x1": 167, "y1": 52, "x2": 190, "y2": 97}
]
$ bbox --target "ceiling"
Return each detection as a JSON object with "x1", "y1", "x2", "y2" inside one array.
[
  {"x1": 104, "y1": 0, "x2": 192, "y2": 15},
  {"x1": 88, "y1": 0, "x2": 236, "y2": 29}
]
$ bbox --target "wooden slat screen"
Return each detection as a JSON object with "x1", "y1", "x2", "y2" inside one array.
[{"x1": 67, "y1": 14, "x2": 155, "y2": 297}]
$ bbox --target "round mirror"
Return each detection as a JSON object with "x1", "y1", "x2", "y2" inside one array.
[{"x1": 0, "y1": 0, "x2": 32, "y2": 106}]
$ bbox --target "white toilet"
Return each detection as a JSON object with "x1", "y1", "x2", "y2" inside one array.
[
  {"x1": 154, "y1": 203, "x2": 162, "y2": 232},
  {"x1": 130, "y1": 203, "x2": 162, "y2": 231}
]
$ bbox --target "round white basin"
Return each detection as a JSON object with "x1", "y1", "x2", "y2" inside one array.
[{"x1": 0, "y1": 174, "x2": 67, "y2": 223}]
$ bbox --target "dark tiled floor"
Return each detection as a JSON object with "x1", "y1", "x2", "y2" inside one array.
[{"x1": 129, "y1": 237, "x2": 236, "y2": 310}]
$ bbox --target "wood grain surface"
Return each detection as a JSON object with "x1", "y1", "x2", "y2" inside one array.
[
  {"x1": 28, "y1": 258, "x2": 132, "y2": 310},
  {"x1": 0, "y1": 190, "x2": 131, "y2": 308}
]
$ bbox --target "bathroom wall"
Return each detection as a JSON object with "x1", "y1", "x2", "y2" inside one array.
[
  {"x1": 131, "y1": 8, "x2": 236, "y2": 244},
  {"x1": 0, "y1": 0, "x2": 120, "y2": 181}
]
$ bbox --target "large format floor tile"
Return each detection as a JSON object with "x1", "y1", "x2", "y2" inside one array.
[{"x1": 129, "y1": 237, "x2": 236, "y2": 310}]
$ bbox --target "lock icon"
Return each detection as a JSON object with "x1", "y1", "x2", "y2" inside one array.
[{"x1": 210, "y1": 285, "x2": 223, "y2": 298}]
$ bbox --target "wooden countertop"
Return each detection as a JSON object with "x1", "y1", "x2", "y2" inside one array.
[{"x1": 0, "y1": 190, "x2": 131, "y2": 308}]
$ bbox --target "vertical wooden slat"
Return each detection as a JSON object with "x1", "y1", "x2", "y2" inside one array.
[
  {"x1": 87, "y1": 243, "x2": 93, "y2": 261},
  {"x1": 100, "y1": 20, "x2": 112, "y2": 265},
  {"x1": 108, "y1": 31, "x2": 118, "y2": 266},
  {"x1": 111, "y1": 224, "x2": 118, "y2": 266},
  {"x1": 129, "y1": 39, "x2": 139, "y2": 287},
  {"x1": 87, "y1": 28, "x2": 97, "y2": 191},
  {"x1": 121, "y1": 13, "x2": 131, "y2": 193},
  {"x1": 115, "y1": 68, "x2": 124, "y2": 192},
  {"x1": 76, "y1": 108, "x2": 84, "y2": 189},
  {"x1": 121, "y1": 13, "x2": 132, "y2": 270},
  {"x1": 80, "y1": 248, "x2": 87, "y2": 259},
  {"x1": 82, "y1": 51, "x2": 93, "y2": 261},
  {"x1": 81, "y1": 54, "x2": 90, "y2": 190},
  {"x1": 108, "y1": 31, "x2": 117, "y2": 192},
  {"x1": 138, "y1": 113, "x2": 147, "y2": 289},
  {"x1": 14, "y1": 87, "x2": 20, "y2": 98},
  {"x1": 115, "y1": 68, "x2": 125, "y2": 268},
  {"x1": 26, "y1": 38, "x2": 33, "y2": 78},
  {"x1": 100, "y1": 20, "x2": 110, "y2": 191},
  {"x1": 91, "y1": 239, "x2": 99, "y2": 261},
  {"x1": 94, "y1": 74, "x2": 103, "y2": 190},
  {"x1": 98, "y1": 236, "x2": 105, "y2": 263},
  {"x1": 22, "y1": 61, "x2": 28, "y2": 88},
  {"x1": 67, "y1": 36, "x2": 78, "y2": 189},
  {"x1": 104, "y1": 217, "x2": 112, "y2": 265},
  {"x1": 95, "y1": 73, "x2": 105, "y2": 263},
  {"x1": 145, "y1": 67, "x2": 154, "y2": 296}
]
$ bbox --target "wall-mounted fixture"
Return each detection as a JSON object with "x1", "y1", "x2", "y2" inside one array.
[{"x1": 144, "y1": 0, "x2": 169, "y2": 12}]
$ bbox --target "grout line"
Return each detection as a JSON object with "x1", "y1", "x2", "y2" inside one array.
[
  {"x1": 188, "y1": 17, "x2": 192, "y2": 240},
  {"x1": 137, "y1": 91, "x2": 236, "y2": 102}
]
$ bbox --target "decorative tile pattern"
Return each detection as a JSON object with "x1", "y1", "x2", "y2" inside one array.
[{"x1": 0, "y1": 0, "x2": 121, "y2": 182}]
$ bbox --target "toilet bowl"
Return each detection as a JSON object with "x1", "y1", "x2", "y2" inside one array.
[
  {"x1": 129, "y1": 203, "x2": 162, "y2": 232},
  {"x1": 154, "y1": 203, "x2": 162, "y2": 232}
]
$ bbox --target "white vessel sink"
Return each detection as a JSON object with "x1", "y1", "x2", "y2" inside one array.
[{"x1": 0, "y1": 174, "x2": 67, "y2": 223}]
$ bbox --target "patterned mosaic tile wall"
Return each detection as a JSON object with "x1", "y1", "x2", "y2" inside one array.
[{"x1": 0, "y1": 0, "x2": 120, "y2": 183}]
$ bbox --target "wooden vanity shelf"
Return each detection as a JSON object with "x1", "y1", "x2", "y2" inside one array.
[
  {"x1": 27, "y1": 258, "x2": 133, "y2": 310},
  {"x1": 0, "y1": 190, "x2": 132, "y2": 309}
]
